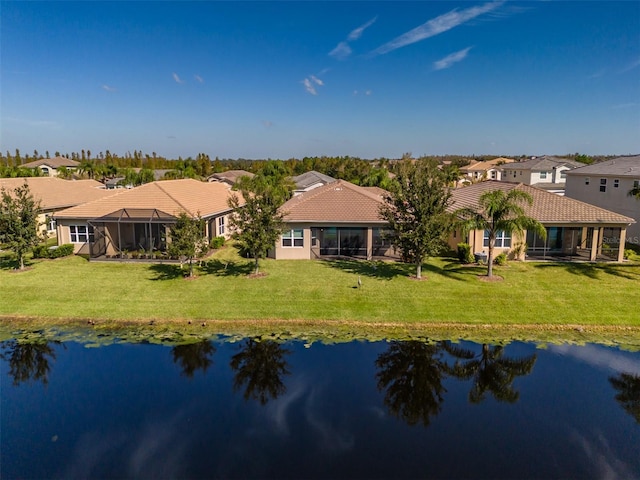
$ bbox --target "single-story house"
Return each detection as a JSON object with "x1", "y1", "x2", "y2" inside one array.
[
  {"x1": 20, "y1": 157, "x2": 80, "y2": 177},
  {"x1": 53, "y1": 179, "x2": 243, "y2": 257},
  {"x1": 460, "y1": 157, "x2": 515, "y2": 182},
  {"x1": 271, "y1": 180, "x2": 396, "y2": 260},
  {"x1": 0, "y1": 177, "x2": 114, "y2": 236},
  {"x1": 448, "y1": 181, "x2": 636, "y2": 262}
]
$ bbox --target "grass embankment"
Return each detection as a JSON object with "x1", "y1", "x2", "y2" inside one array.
[{"x1": 1, "y1": 248, "x2": 639, "y2": 346}]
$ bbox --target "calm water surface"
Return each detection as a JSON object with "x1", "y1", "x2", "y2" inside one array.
[{"x1": 1, "y1": 336, "x2": 639, "y2": 479}]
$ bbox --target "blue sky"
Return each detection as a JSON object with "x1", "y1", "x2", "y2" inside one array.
[{"x1": 1, "y1": 1, "x2": 639, "y2": 159}]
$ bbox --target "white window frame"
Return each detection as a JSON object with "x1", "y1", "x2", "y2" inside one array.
[
  {"x1": 614, "y1": 179, "x2": 619, "y2": 188},
  {"x1": 69, "y1": 224, "x2": 94, "y2": 243},
  {"x1": 282, "y1": 229, "x2": 304, "y2": 248},
  {"x1": 600, "y1": 178, "x2": 607, "y2": 193},
  {"x1": 484, "y1": 230, "x2": 511, "y2": 248},
  {"x1": 46, "y1": 215, "x2": 56, "y2": 232},
  {"x1": 217, "y1": 216, "x2": 225, "y2": 235},
  {"x1": 540, "y1": 171, "x2": 547, "y2": 180}
]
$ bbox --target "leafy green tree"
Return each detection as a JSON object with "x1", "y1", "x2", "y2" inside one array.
[
  {"x1": 230, "y1": 338, "x2": 291, "y2": 405},
  {"x1": 78, "y1": 159, "x2": 96, "y2": 179},
  {"x1": 629, "y1": 185, "x2": 640, "y2": 200},
  {"x1": 227, "y1": 175, "x2": 289, "y2": 275},
  {"x1": 0, "y1": 182, "x2": 43, "y2": 270},
  {"x1": 375, "y1": 341, "x2": 448, "y2": 427},
  {"x1": 379, "y1": 158, "x2": 454, "y2": 279},
  {"x1": 167, "y1": 212, "x2": 207, "y2": 277},
  {"x1": 172, "y1": 340, "x2": 216, "y2": 378},
  {"x1": 456, "y1": 189, "x2": 546, "y2": 277},
  {"x1": 444, "y1": 342, "x2": 536, "y2": 404}
]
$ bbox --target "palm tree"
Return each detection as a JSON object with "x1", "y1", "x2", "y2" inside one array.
[
  {"x1": 456, "y1": 188, "x2": 546, "y2": 277},
  {"x1": 0, "y1": 339, "x2": 60, "y2": 386},
  {"x1": 171, "y1": 340, "x2": 216, "y2": 378},
  {"x1": 609, "y1": 372, "x2": 640, "y2": 423},
  {"x1": 629, "y1": 185, "x2": 640, "y2": 199},
  {"x1": 444, "y1": 342, "x2": 536, "y2": 404}
]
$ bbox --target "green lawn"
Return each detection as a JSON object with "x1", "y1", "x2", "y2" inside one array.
[{"x1": 1, "y1": 249, "x2": 639, "y2": 329}]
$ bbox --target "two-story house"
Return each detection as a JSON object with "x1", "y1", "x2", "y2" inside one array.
[{"x1": 500, "y1": 156, "x2": 583, "y2": 195}]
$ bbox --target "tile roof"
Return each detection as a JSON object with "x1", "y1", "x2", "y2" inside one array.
[
  {"x1": 292, "y1": 170, "x2": 336, "y2": 189},
  {"x1": 565, "y1": 156, "x2": 640, "y2": 176},
  {"x1": 54, "y1": 179, "x2": 242, "y2": 220},
  {"x1": 0, "y1": 177, "x2": 114, "y2": 210},
  {"x1": 209, "y1": 170, "x2": 254, "y2": 184},
  {"x1": 500, "y1": 156, "x2": 583, "y2": 171},
  {"x1": 461, "y1": 158, "x2": 515, "y2": 172},
  {"x1": 281, "y1": 180, "x2": 387, "y2": 223},
  {"x1": 20, "y1": 157, "x2": 80, "y2": 169},
  {"x1": 450, "y1": 180, "x2": 635, "y2": 225}
]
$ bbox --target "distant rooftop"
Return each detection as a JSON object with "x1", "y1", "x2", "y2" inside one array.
[
  {"x1": 501, "y1": 156, "x2": 583, "y2": 171},
  {"x1": 21, "y1": 157, "x2": 80, "y2": 169},
  {"x1": 292, "y1": 170, "x2": 336, "y2": 190},
  {"x1": 565, "y1": 156, "x2": 640, "y2": 177}
]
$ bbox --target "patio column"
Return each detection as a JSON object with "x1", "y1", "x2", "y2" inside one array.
[
  {"x1": 617, "y1": 228, "x2": 627, "y2": 262},
  {"x1": 590, "y1": 227, "x2": 599, "y2": 261},
  {"x1": 580, "y1": 227, "x2": 588, "y2": 249},
  {"x1": 366, "y1": 228, "x2": 373, "y2": 260}
]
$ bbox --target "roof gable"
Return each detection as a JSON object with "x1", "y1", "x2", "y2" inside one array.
[{"x1": 0, "y1": 177, "x2": 113, "y2": 210}]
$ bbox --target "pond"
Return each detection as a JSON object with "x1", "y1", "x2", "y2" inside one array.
[{"x1": 1, "y1": 334, "x2": 639, "y2": 479}]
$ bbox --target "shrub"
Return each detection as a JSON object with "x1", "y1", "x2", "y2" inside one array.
[
  {"x1": 50, "y1": 244, "x2": 74, "y2": 258},
  {"x1": 32, "y1": 245, "x2": 50, "y2": 259},
  {"x1": 456, "y1": 243, "x2": 474, "y2": 264},
  {"x1": 494, "y1": 252, "x2": 508, "y2": 266},
  {"x1": 624, "y1": 249, "x2": 637, "y2": 260},
  {"x1": 210, "y1": 236, "x2": 225, "y2": 249}
]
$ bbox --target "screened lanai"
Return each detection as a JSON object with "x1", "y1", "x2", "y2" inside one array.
[{"x1": 88, "y1": 208, "x2": 176, "y2": 258}]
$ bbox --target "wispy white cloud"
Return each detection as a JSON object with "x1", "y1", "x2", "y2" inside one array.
[
  {"x1": 302, "y1": 75, "x2": 324, "y2": 95},
  {"x1": 172, "y1": 72, "x2": 184, "y2": 84},
  {"x1": 329, "y1": 16, "x2": 377, "y2": 60},
  {"x1": 371, "y1": 1, "x2": 503, "y2": 56},
  {"x1": 433, "y1": 47, "x2": 473, "y2": 70},
  {"x1": 619, "y1": 57, "x2": 640, "y2": 74},
  {"x1": 101, "y1": 84, "x2": 117, "y2": 92},
  {"x1": 548, "y1": 344, "x2": 640, "y2": 375},
  {"x1": 194, "y1": 74, "x2": 204, "y2": 83},
  {"x1": 347, "y1": 16, "x2": 378, "y2": 41},
  {"x1": 329, "y1": 41, "x2": 352, "y2": 60}
]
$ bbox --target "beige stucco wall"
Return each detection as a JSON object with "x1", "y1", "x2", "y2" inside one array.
[{"x1": 56, "y1": 220, "x2": 91, "y2": 254}]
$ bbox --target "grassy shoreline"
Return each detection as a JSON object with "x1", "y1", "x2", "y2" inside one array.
[{"x1": 2, "y1": 248, "x2": 639, "y2": 347}]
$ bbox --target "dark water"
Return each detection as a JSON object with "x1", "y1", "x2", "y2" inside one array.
[{"x1": 1, "y1": 337, "x2": 639, "y2": 479}]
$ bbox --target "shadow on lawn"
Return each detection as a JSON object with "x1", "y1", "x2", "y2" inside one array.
[
  {"x1": 533, "y1": 262, "x2": 640, "y2": 281},
  {"x1": 323, "y1": 258, "x2": 474, "y2": 282},
  {"x1": 148, "y1": 263, "x2": 185, "y2": 280},
  {"x1": 200, "y1": 259, "x2": 254, "y2": 277}
]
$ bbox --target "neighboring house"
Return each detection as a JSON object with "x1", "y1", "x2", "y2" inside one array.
[
  {"x1": 20, "y1": 157, "x2": 80, "y2": 177},
  {"x1": 105, "y1": 169, "x2": 172, "y2": 189},
  {"x1": 291, "y1": 170, "x2": 336, "y2": 195},
  {"x1": 54, "y1": 179, "x2": 243, "y2": 257},
  {"x1": 499, "y1": 156, "x2": 583, "y2": 194},
  {"x1": 207, "y1": 170, "x2": 254, "y2": 186},
  {"x1": 460, "y1": 157, "x2": 515, "y2": 182},
  {"x1": 271, "y1": 180, "x2": 395, "y2": 260},
  {"x1": 448, "y1": 181, "x2": 635, "y2": 262},
  {"x1": 564, "y1": 156, "x2": 640, "y2": 246},
  {"x1": 0, "y1": 177, "x2": 113, "y2": 237}
]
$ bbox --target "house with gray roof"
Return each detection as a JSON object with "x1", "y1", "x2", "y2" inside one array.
[
  {"x1": 500, "y1": 156, "x2": 584, "y2": 194},
  {"x1": 564, "y1": 156, "x2": 640, "y2": 245},
  {"x1": 448, "y1": 180, "x2": 635, "y2": 262},
  {"x1": 291, "y1": 170, "x2": 336, "y2": 195}
]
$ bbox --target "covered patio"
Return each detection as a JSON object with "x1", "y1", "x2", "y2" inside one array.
[{"x1": 88, "y1": 208, "x2": 176, "y2": 258}]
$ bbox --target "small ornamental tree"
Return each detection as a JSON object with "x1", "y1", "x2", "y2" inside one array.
[
  {"x1": 379, "y1": 158, "x2": 454, "y2": 279},
  {"x1": 0, "y1": 182, "x2": 43, "y2": 270},
  {"x1": 167, "y1": 212, "x2": 207, "y2": 277},
  {"x1": 629, "y1": 185, "x2": 640, "y2": 200},
  {"x1": 227, "y1": 175, "x2": 290, "y2": 275}
]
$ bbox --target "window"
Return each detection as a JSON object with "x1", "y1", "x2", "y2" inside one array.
[
  {"x1": 634, "y1": 180, "x2": 640, "y2": 189},
  {"x1": 600, "y1": 178, "x2": 607, "y2": 193},
  {"x1": 282, "y1": 229, "x2": 303, "y2": 247},
  {"x1": 614, "y1": 179, "x2": 619, "y2": 188},
  {"x1": 217, "y1": 216, "x2": 225, "y2": 235},
  {"x1": 69, "y1": 225, "x2": 94, "y2": 243},
  {"x1": 46, "y1": 215, "x2": 56, "y2": 232},
  {"x1": 483, "y1": 230, "x2": 511, "y2": 248},
  {"x1": 585, "y1": 177, "x2": 590, "y2": 185},
  {"x1": 540, "y1": 171, "x2": 547, "y2": 180},
  {"x1": 560, "y1": 171, "x2": 567, "y2": 179},
  {"x1": 490, "y1": 170, "x2": 497, "y2": 179}
]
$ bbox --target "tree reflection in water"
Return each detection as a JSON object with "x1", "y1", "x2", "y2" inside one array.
[
  {"x1": 444, "y1": 342, "x2": 537, "y2": 403},
  {"x1": 0, "y1": 339, "x2": 60, "y2": 386},
  {"x1": 171, "y1": 340, "x2": 216, "y2": 378},
  {"x1": 230, "y1": 338, "x2": 291, "y2": 405},
  {"x1": 609, "y1": 372, "x2": 640, "y2": 424},
  {"x1": 375, "y1": 340, "x2": 448, "y2": 427}
]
